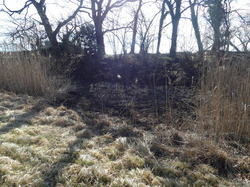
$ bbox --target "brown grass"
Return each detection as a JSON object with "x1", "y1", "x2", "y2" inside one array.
[
  {"x1": 0, "y1": 91, "x2": 249, "y2": 186},
  {"x1": 0, "y1": 51, "x2": 51, "y2": 96},
  {"x1": 197, "y1": 53, "x2": 250, "y2": 141},
  {"x1": 0, "y1": 49, "x2": 75, "y2": 103}
]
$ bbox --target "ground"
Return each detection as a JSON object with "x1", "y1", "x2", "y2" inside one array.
[
  {"x1": 0, "y1": 88, "x2": 249, "y2": 186},
  {"x1": 0, "y1": 52, "x2": 249, "y2": 186}
]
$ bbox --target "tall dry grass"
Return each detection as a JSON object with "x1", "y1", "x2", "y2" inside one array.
[
  {"x1": 0, "y1": 51, "x2": 51, "y2": 96},
  {"x1": 197, "y1": 53, "x2": 250, "y2": 141},
  {"x1": 0, "y1": 49, "x2": 75, "y2": 102}
]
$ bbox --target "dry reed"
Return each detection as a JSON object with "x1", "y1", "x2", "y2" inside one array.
[
  {"x1": 197, "y1": 53, "x2": 250, "y2": 141},
  {"x1": 0, "y1": 46, "x2": 74, "y2": 103},
  {"x1": 0, "y1": 51, "x2": 51, "y2": 96}
]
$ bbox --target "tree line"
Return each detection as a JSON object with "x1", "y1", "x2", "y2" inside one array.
[{"x1": 1, "y1": 0, "x2": 249, "y2": 58}]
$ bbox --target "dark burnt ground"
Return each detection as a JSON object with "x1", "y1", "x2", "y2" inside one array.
[{"x1": 64, "y1": 54, "x2": 200, "y2": 126}]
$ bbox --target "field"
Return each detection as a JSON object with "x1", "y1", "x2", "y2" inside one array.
[{"x1": 0, "y1": 52, "x2": 249, "y2": 186}]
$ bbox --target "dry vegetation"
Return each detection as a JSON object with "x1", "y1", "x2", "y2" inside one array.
[
  {"x1": 198, "y1": 53, "x2": 250, "y2": 141},
  {"x1": 0, "y1": 51, "x2": 50, "y2": 96},
  {"x1": 0, "y1": 51, "x2": 75, "y2": 103},
  {"x1": 0, "y1": 51, "x2": 249, "y2": 186}
]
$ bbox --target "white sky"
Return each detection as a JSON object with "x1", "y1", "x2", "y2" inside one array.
[{"x1": 0, "y1": 0, "x2": 249, "y2": 53}]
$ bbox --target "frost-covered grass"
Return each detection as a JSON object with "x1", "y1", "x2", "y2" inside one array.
[{"x1": 0, "y1": 91, "x2": 249, "y2": 186}]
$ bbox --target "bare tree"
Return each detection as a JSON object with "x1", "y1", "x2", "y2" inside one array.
[
  {"x1": 1, "y1": 0, "x2": 83, "y2": 57},
  {"x1": 189, "y1": 0, "x2": 203, "y2": 53},
  {"x1": 6, "y1": 16, "x2": 46, "y2": 51},
  {"x1": 156, "y1": 0, "x2": 169, "y2": 54},
  {"x1": 204, "y1": 0, "x2": 228, "y2": 51},
  {"x1": 227, "y1": 8, "x2": 250, "y2": 51},
  {"x1": 138, "y1": 9, "x2": 159, "y2": 54},
  {"x1": 109, "y1": 26, "x2": 130, "y2": 54},
  {"x1": 82, "y1": 0, "x2": 135, "y2": 57},
  {"x1": 234, "y1": 23, "x2": 250, "y2": 51},
  {"x1": 165, "y1": 0, "x2": 182, "y2": 57},
  {"x1": 130, "y1": 0, "x2": 143, "y2": 54}
]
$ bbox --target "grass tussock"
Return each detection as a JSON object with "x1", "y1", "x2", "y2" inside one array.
[
  {"x1": 0, "y1": 91, "x2": 249, "y2": 186},
  {"x1": 198, "y1": 54, "x2": 250, "y2": 141}
]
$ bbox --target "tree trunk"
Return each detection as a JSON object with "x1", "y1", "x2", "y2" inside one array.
[
  {"x1": 96, "y1": 26, "x2": 106, "y2": 56},
  {"x1": 170, "y1": 19, "x2": 179, "y2": 57},
  {"x1": 32, "y1": 1, "x2": 60, "y2": 57},
  {"x1": 166, "y1": 0, "x2": 181, "y2": 58},
  {"x1": 157, "y1": 16, "x2": 164, "y2": 54},
  {"x1": 93, "y1": 13, "x2": 106, "y2": 57},
  {"x1": 207, "y1": 0, "x2": 224, "y2": 51},
  {"x1": 212, "y1": 27, "x2": 221, "y2": 51},
  {"x1": 130, "y1": 0, "x2": 142, "y2": 54},
  {"x1": 157, "y1": 1, "x2": 168, "y2": 54},
  {"x1": 189, "y1": 0, "x2": 203, "y2": 53}
]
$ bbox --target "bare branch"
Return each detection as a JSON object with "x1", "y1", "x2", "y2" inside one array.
[
  {"x1": 54, "y1": 0, "x2": 84, "y2": 35},
  {"x1": 233, "y1": 10, "x2": 250, "y2": 25},
  {"x1": 79, "y1": 9, "x2": 92, "y2": 19},
  {"x1": 103, "y1": 0, "x2": 136, "y2": 19},
  {"x1": 2, "y1": 0, "x2": 32, "y2": 16},
  {"x1": 103, "y1": 25, "x2": 131, "y2": 34}
]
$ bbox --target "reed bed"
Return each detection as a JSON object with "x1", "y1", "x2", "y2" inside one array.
[
  {"x1": 0, "y1": 51, "x2": 52, "y2": 96},
  {"x1": 198, "y1": 53, "x2": 250, "y2": 141}
]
